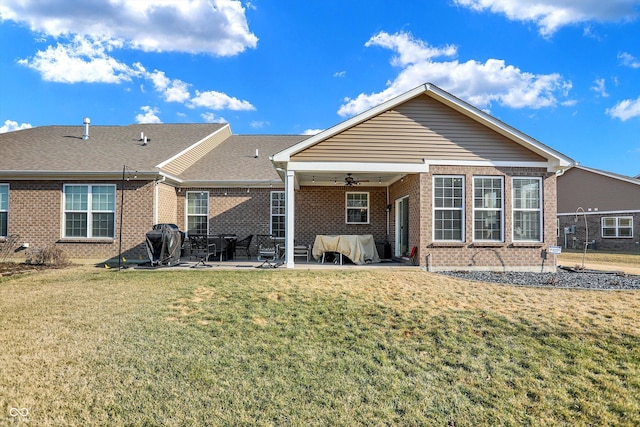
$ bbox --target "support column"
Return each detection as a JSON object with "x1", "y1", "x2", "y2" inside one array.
[{"x1": 285, "y1": 170, "x2": 295, "y2": 268}]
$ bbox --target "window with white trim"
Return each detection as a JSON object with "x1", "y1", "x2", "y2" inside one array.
[
  {"x1": 512, "y1": 178, "x2": 542, "y2": 241},
  {"x1": 63, "y1": 184, "x2": 116, "y2": 238},
  {"x1": 473, "y1": 177, "x2": 503, "y2": 241},
  {"x1": 186, "y1": 191, "x2": 209, "y2": 235},
  {"x1": 270, "y1": 191, "x2": 285, "y2": 238},
  {"x1": 0, "y1": 184, "x2": 8, "y2": 237},
  {"x1": 433, "y1": 176, "x2": 464, "y2": 241},
  {"x1": 346, "y1": 192, "x2": 369, "y2": 224},
  {"x1": 602, "y1": 217, "x2": 633, "y2": 238}
]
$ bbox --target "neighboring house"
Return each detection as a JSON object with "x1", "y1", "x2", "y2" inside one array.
[
  {"x1": 0, "y1": 83, "x2": 574, "y2": 271},
  {"x1": 557, "y1": 165, "x2": 640, "y2": 252}
]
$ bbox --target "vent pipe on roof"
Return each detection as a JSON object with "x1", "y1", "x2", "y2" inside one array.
[
  {"x1": 255, "y1": 148, "x2": 259, "y2": 158},
  {"x1": 82, "y1": 117, "x2": 90, "y2": 140}
]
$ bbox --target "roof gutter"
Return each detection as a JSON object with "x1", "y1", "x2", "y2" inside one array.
[
  {"x1": 0, "y1": 170, "x2": 162, "y2": 180},
  {"x1": 177, "y1": 179, "x2": 284, "y2": 188}
]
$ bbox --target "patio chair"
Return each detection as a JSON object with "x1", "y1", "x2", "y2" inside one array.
[
  {"x1": 209, "y1": 234, "x2": 228, "y2": 262},
  {"x1": 234, "y1": 234, "x2": 253, "y2": 260},
  {"x1": 293, "y1": 243, "x2": 311, "y2": 262},
  {"x1": 255, "y1": 234, "x2": 281, "y2": 268},
  {"x1": 188, "y1": 234, "x2": 215, "y2": 268}
]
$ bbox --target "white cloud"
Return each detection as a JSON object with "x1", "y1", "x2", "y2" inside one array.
[
  {"x1": 0, "y1": 0, "x2": 257, "y2": 56},
  {"x1": 190, "y1": 90, "x2": 255, "y2": 111},
  {"x1": 338, "y1": 31, "x2": 571, "y2": 117},
  {"x1": 334, "y1": 71, "x2": 346, "y2": 78},
  {"x1": 135, "y1": 106, "x2": 162, "y2": 124},
  {"x1": 0, "y1": 120, "x2": 32, "y2": 133},
  {"x1": 201, "y1": 112, "x2": 227, "y2": 123},
  {"x1": 607, "y1": 97, "x2": 640, "y2": 121},
  {"x1": 147, "y1": 70, "x2": 191, "y2": 103},
  {"x1": 303, "y1": 129, "x2": 323, "y2": 135},
  {"x1": 618, "y1": 52, "x2": 640, "y2": 68},
  {"x1": 453, "y1": 0, "x2": 640, "y2": 37},
  {"x1": 17, "y1": 35, "x2": 136, "y2": 83},
  {"x1": 17, "y1": 37, "x2": 255, "y2": 114},
  {"x1": 591, "y1": 78, "x2": 609, "y2": 97},
  {"x1": 250, "y1": 120, "x2": 270, "y2": 129}
]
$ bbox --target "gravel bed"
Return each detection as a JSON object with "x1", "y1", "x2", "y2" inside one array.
[{"x1": 438, "y1": 269, "x2": 640, "y2": 290}]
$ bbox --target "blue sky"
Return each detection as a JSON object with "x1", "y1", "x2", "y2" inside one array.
[{"x1": 1, "y1": 0, "x2": 640, "y2": 176}]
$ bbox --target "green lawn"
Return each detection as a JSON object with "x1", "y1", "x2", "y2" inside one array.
[{"x1": 1, "y1": 267, "x2": 639, "y2": 426}]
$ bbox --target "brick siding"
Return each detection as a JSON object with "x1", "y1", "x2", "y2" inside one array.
[
  {"x1": 558, "y1": 212, "x2": 640, "y2": 252},
  {"x1": 6, "y1": 180, "x2": 155, "y2": 262},
  {"x1": 4, "y1": 165, "x2": 562, "y2": 269},
  {"x1": 418, "y1": 166, "x2": 558, "y2": 271}
]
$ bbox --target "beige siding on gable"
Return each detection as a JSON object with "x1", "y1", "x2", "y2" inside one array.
[
  {"x1": 160, "y1": 126, "x2": 232, "y2": 176},
  {"x1": 291, "y1": 95, "x2": 545, "y2": 163},
  {"x1": 557, "y1": 167, "x2": 640, "y2": 212}
]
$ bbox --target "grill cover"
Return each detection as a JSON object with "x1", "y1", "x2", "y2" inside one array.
[{"x1": 145, "y1": 224, "x2": 184, "y2": 266}]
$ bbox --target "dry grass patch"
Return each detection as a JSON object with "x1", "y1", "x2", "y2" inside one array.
[
  {"x1": 1, "y1": 267, "x2": 639, "y2": 426},
  {"x1": 557, "y1": 250, "x2": 640, "y2": 275}
]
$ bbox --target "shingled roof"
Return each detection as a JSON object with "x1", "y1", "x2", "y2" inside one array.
[
  {"x1": 0, "y1": 123, "x2": 227, "y2": 174},
  {"x1": 180, "y1": 135, "x2": 308, "y2": 183}
]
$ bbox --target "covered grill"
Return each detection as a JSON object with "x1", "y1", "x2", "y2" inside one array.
[{"x1": 145, "y1": 223, "x2": 184, "y2": 267}]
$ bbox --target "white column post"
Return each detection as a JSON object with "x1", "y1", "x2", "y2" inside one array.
[{"x1": 285, "y1": 170, "x2": 295, "y2": 268}]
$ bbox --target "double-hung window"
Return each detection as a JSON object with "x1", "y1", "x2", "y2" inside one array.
[
  {"x1": 512, "y1": 178, "x2": 542, "y2": 241},
  {"x1": 63, "y1": 184, "x2": 116, "y2": 238},
  {"x1": 433, "y1": 176, "x2": 464, "y2": 241},
  {"x1": 270, "y1": 191, "x2": 285, "y2": 238},
  {"x1": 602, "y1": 217, "x2": 633, "y2": 238},
  {"x1": 0, "y1": 184, "x2": 8, "y2": 237},
  {"x1": 473, "y1": 177, "x2": 503, "y2": 241},
  {"x1": 346, "y1": 192, "x2": 369, "y2": 224},
  {"x1": 186, "y1": 191, "x2": 209, "y2": 235}
]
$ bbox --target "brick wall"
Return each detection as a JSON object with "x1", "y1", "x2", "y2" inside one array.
[
  {"x1": 558, "y1": 212, "x2": 640, "y2": 252},
  {"x1": 294, "y1": 186, "x2": 388, "y2": 247},
  {"x1": 388, "y1": 174, "x2": 422, "y2": 257},
  {"x1": 6, "y1": 180, "x2": 155, "y2": 262},
  {"x1": 156, "y1": 182, "x2": 178, "y2": 225},
  {"x1": 177, "y1": 187, "x2": 281, "y2": 257},
  {"x1": 419, "y1": 166, "x2": 557, "y2": 271}
]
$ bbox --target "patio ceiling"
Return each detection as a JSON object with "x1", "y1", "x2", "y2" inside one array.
[{"x1": 293, "y1": 171, "x2": 405, "y2": 187}]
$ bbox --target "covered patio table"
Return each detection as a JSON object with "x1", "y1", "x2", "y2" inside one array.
[{"x1": 312, "y1": 234, "x2": 381, "y2": 265}]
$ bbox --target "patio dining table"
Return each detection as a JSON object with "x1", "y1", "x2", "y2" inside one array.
[{"x1": 312, "y1": 234, "x2": 381, "y2": 265}]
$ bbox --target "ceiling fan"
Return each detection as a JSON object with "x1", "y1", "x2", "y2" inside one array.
[{"x1": 344, "y1": 173, "x2": 369, "y2": 186}]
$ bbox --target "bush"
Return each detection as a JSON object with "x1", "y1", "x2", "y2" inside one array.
[{"x1": 25, "y1": 245, "x2": 69, "y2": 266}]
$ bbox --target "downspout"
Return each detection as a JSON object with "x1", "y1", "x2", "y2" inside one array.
[
  {"x1": 386, "y1": 186, "x2": 390, "y2": 238},
  {"x1": 153, "y1": 176, "x2": 166, "y2": 225}
]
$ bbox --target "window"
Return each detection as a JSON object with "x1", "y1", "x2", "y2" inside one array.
[
  {"x1": 63, "y1": 184, "x2": 116, "y2": 238},
  {"x1": 433, "y1": 176, "x2": 464, "y2": 241},
  {"x1": 602, "y1": 217, "x2": 633, "y2": 238},
  {"x1": 186, "y1": 192, "x2": 209, "y2": 235},
  {"x1": 270, "y1": 191, "x2": 285, "y2": 238},
  {"x1": 473, "y1": 177, "x2": 503, "y2": 241},
  {"x1": 0, "y1": 184, "x2": 8, "y2": 237},
  {"x1": 346, "y1": 192, "x2": 369, "y2": 224},
  {"x1": 512, "y1": 178, "x2": 542, "y2": 241}
]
